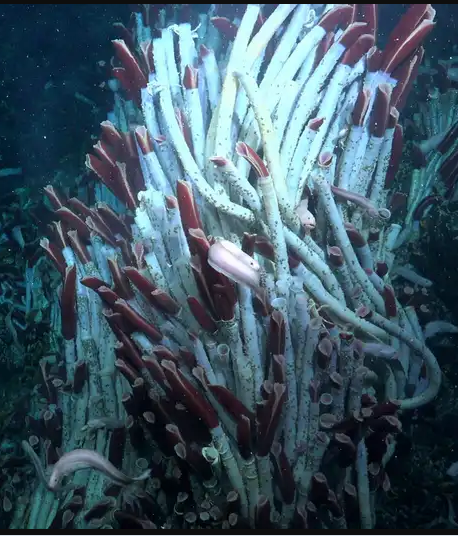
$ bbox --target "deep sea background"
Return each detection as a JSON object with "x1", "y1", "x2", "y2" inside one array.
[{"x1": 0, "y1": 4, "x2": 455, "y2": 196}]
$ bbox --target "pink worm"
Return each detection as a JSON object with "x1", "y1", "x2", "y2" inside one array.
[
  {"x1": 331, "y1": 185, "x2": 387, "y2": 219},
  {"x1": 208, "y1": 240, "x2": 261, "y2": 294}
]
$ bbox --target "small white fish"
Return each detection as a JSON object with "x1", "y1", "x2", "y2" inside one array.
[
  {"x1": 22, "y1": 442, "x2": 151, "y2": 493},
  {"x1": 48, "y1": 449, "x2": 151, "y2": 491},
  {"x1": 296, "y1": 199, "x2": 316, "y2": 232}
]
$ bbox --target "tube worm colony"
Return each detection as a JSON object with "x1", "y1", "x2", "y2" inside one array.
[{"x1": 8, "y1": 3, "x2": 443, "y2": 531}]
